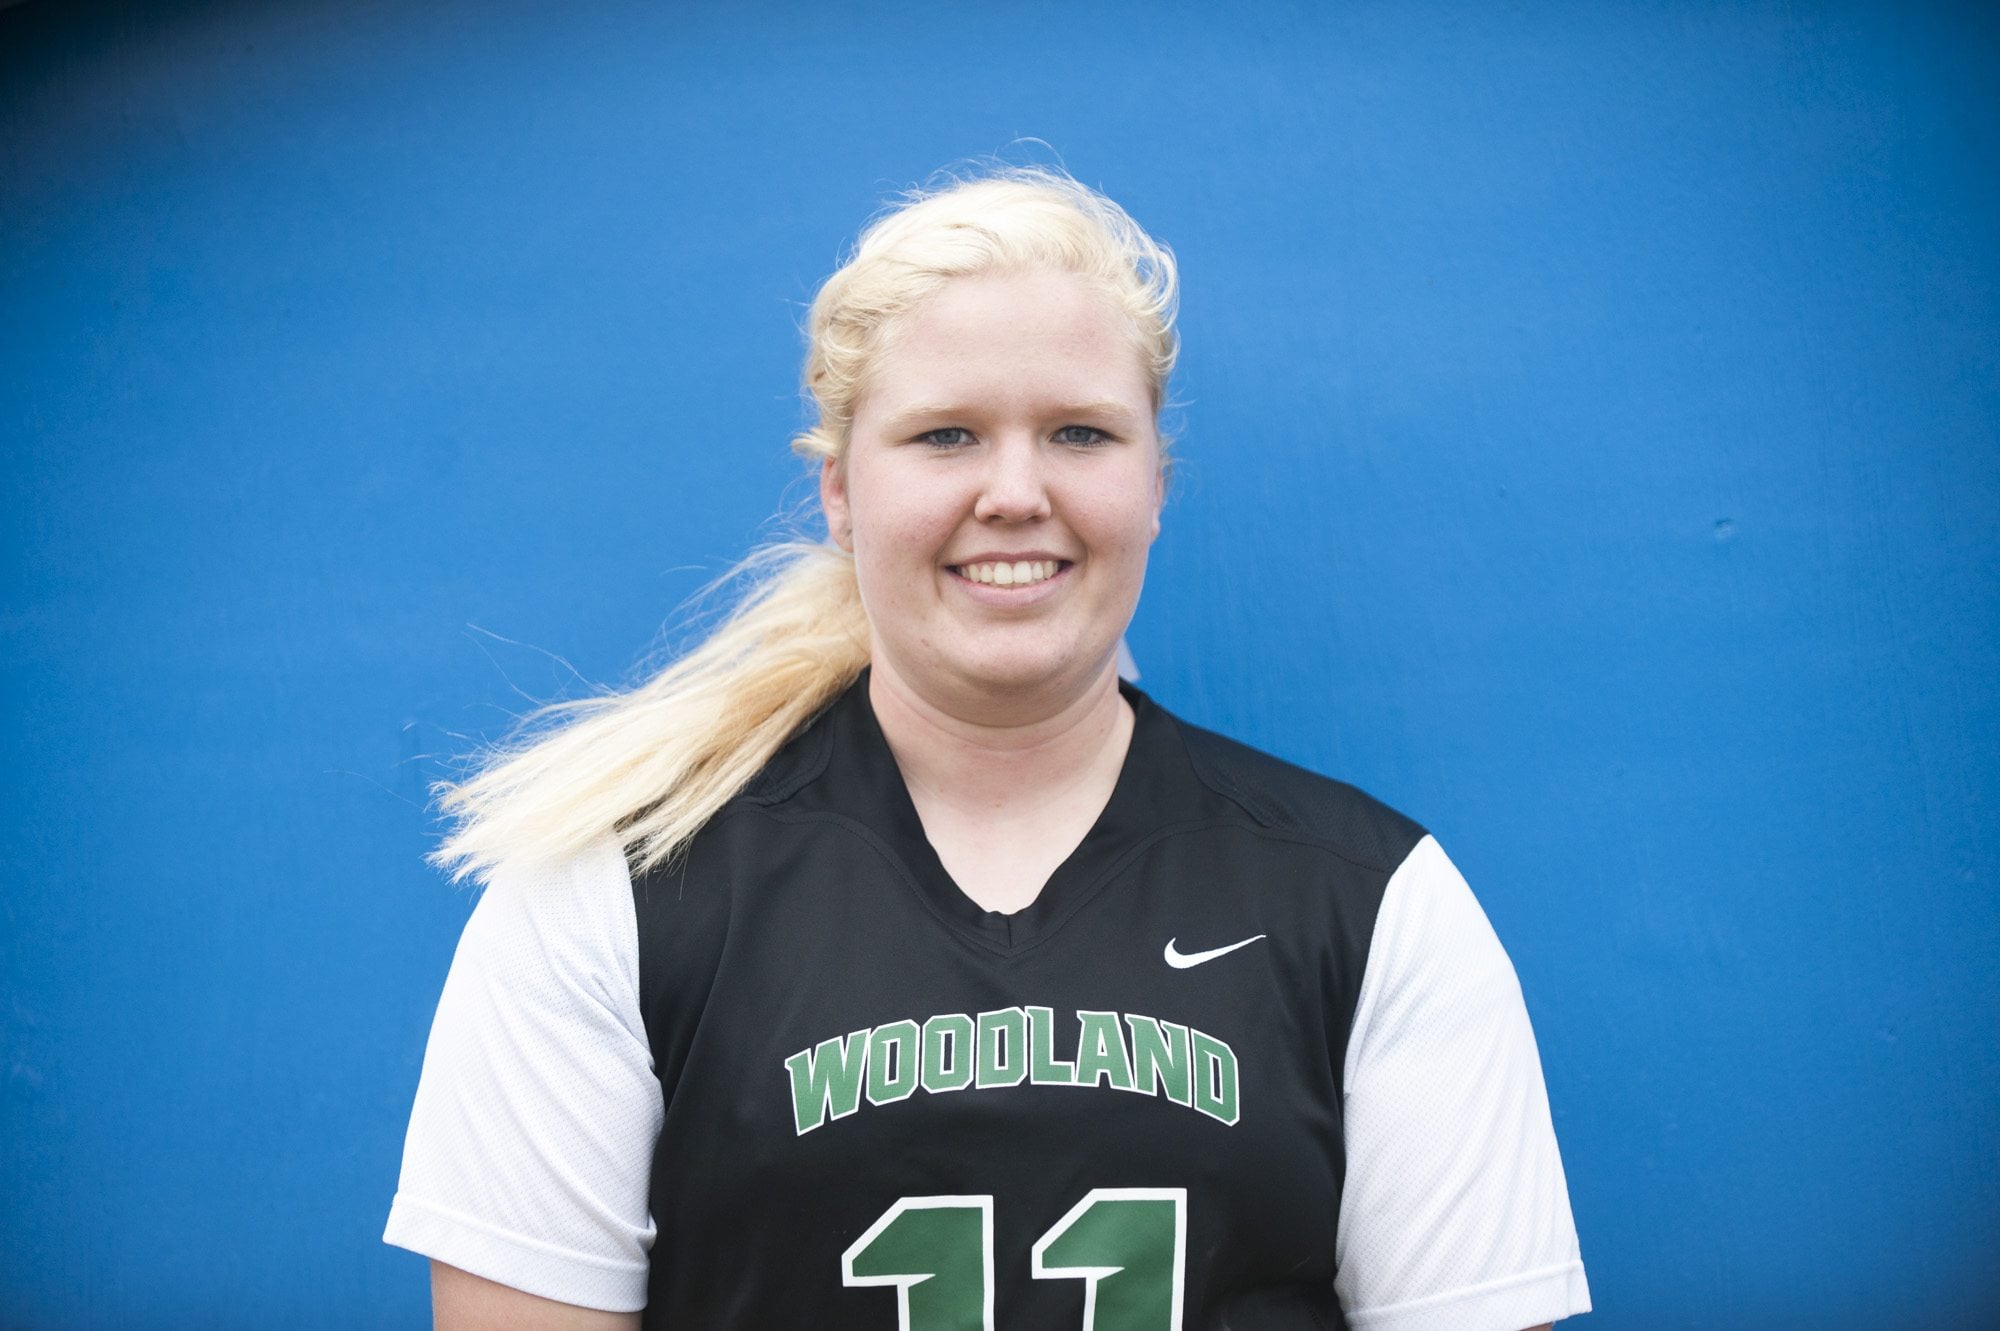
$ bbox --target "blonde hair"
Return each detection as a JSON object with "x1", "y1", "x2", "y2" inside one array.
[{"x1": 431, "y1": 166, "x2": 1180, "y2": 882}]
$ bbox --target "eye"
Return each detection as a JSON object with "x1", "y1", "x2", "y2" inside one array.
[
  {"x1": 917, "y1": 427, "x2": 973, "y2": 449},
  {"x1": 1055, "y1": 425, "x2": 1112, "y2": 447}
]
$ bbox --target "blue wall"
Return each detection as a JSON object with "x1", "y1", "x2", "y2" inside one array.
[{"x1": 4, "y1": 0, "x2": 1995, "y2": 1325}]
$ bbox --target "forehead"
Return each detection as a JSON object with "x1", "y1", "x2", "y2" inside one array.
[{"x1": 858, "y1": 269, "x2": 1153, "y2": 421}]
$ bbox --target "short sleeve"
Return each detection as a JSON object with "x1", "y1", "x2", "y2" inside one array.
[
  {"x1": 1334, "y1": 836, "x2": 1591, "y2": 1331},
  {"x1": 383, "y1": 839, "x2": 662, "y2": 1312}
]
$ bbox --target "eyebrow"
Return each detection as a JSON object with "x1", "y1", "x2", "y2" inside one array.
[{"x1": 882, "y1": 400, "x2": 1147, "y2": 431}]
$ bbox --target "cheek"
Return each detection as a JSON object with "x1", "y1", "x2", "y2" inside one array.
[
  {"x1": 1080, "y1": 475, "x2": 1166, "y2": 555},
  {"x1": 848, "y1": 466, "x2": 960, "y2": 546},
  {"x1": 848, "y1": 487, "x2": 948, "y2": 547},
  {"x1": 843, "y1": 477, "x2": 961, "y2": 606}
]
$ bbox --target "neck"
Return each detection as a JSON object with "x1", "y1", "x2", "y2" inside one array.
[{"x1": 867, "y1": 659, "x2": 1133, "y2": 822}]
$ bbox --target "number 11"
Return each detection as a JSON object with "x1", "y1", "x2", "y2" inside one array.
[{"x1": 841, "y1": 1187, "x2": 1187, "y2": 1331}]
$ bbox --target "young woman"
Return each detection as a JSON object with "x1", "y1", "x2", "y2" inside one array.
[{"x1": 386, "y1": 168, "x2": 1590, "y2": 1331}]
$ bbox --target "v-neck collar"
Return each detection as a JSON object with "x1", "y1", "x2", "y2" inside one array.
[{"x1": 764, "y1": 669, "x2": 1194, "y2": 953}]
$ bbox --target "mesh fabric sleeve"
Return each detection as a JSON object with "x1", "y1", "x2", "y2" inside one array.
[
  {"x1": 383, "y1": 839, "x2": 661, "y2": 1312},
  {"x1": 1334, "y1": 836, "x2": 1591, "y2": 1331}
]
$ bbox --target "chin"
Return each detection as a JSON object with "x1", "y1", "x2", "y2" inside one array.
[{"x1": 939, "y1": 643, "x2": 1114, "y2": 699}]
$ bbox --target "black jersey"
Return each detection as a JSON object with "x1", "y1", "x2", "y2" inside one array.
[
  {"x1": 632, "y1": 674, "x2": 1419, "y2": 1328},
  {"x1": 386, "y1": 674, "x2": 1591, "y2": 1330}
]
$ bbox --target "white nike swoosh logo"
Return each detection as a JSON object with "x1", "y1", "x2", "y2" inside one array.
[{"x1": 1163, "y1": 934, "x2": 1268, "y2": 969}]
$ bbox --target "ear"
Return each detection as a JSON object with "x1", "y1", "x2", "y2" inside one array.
[{"x1": 820, "y1": 456, "x2": 853, "y2": 551}]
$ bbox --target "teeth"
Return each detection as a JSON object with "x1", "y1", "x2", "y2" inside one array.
[{"x1": 957, "y1": 560, "x2": 1060, "y2": 587}]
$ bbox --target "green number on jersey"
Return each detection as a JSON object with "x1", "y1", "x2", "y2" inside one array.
[
  {"x1": 1032, "y1": 1188, "x2": 1187, "y2": 1331},
  {"x1": 841, "y1": 1196, "x2": 995, "y2": 1331},
  {"x1": 844, "y1": 1189, "x2": 1187, "y2": 1331}
]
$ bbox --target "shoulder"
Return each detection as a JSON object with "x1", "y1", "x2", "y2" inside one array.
[
  {"x1": 735, "y1": 702, "x2": 840, "y2": 808},
  {"x1": 465, "y1": 838, "x2": 639, "y2": 998},
  {"x1": 476, "y1": 836, "x2": 635, "y2": 916},
  {"x1": 1161, "y1": 705, "x2": 1428, "y2": 876},
  {"x1": 387, "y1": 836, "x2": 657, "y2": 1310},
  {"x1": 480, "y1": 836, "x2": 634, "y2": 897}
]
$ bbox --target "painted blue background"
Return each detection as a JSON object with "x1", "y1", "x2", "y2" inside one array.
[{"x1": 4, "y1": 0, "x2": 1995, "y2": 1325}]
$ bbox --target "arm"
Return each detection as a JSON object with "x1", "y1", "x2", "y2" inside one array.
[
  {"x1": 385, "y1": 842, "x2": 661, "y2": 1316},
  {"x1": 433, "y1": 1262, "x2": 641, "y2": 1331},
  {"x1": 1334, "y1": 837, "x2": 1590, "y2": 1330}
]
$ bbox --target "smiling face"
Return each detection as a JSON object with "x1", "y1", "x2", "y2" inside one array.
[{"x1": 821, "y1": 267, "x2": 1165, "y2": 720}]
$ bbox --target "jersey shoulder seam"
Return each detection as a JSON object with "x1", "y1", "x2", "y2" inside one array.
[
  {"x1": 1161, "y1": 708, "x2": 1428, "y2": 875},
  {"x1": 737, "y1": 702, "x2": 839, "y2": 806}
]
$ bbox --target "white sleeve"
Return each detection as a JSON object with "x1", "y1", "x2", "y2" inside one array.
[
  {"x1": 383, "y1": 839, "x2": 662, "y2": 1312},
  {"x1": 1334, "y1": 836, "x2": 1591, "y2": 1331}
]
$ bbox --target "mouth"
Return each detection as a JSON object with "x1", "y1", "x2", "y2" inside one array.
[{"x1": 949, "y1": 559, "x2": 1069, "y2": 588}]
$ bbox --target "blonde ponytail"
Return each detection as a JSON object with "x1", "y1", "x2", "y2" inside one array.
[
  {"x1": 430, "y1": 164, "x2": 1177, "y2": 883},
  {"x1": 430, "y1": 542, "x2": 867, "y2": 882}
]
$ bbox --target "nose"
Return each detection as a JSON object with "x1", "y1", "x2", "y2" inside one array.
[{"x1": 973, "y1": 434, "x2": 1052, "y2": 524}]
